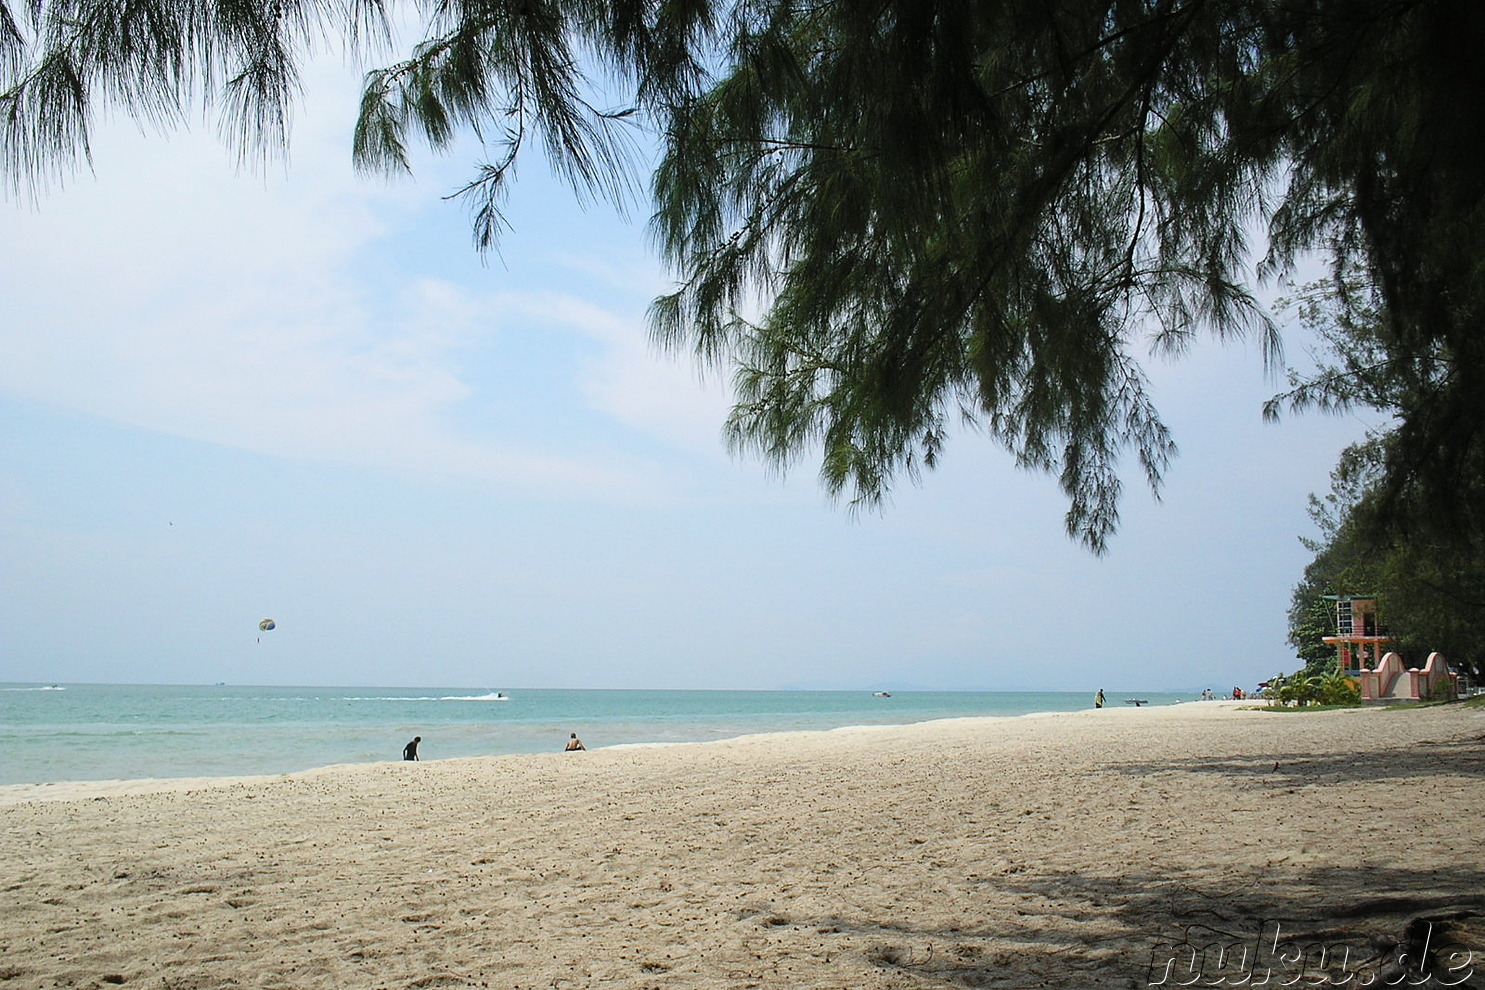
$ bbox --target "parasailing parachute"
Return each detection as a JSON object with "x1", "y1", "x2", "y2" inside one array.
[{"x1": 259, "y1": 618, "x2": 276, "y2": 632}]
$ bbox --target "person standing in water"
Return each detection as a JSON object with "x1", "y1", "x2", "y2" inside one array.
[{"x1": 403, "y1": 736, "x2": 421, "y2": 761}]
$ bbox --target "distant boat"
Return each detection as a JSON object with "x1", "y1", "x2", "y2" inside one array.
[
  {"x1": 1125, "y1": 698, "x2": 1149, "y2": 707},
  {"x1": 873, "y1": 691, "x2": 891, "y2": 698}
]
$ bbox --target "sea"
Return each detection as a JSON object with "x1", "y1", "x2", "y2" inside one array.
[{"x1": 0, "y1": 683, "x2": 1190, "y2": 787}]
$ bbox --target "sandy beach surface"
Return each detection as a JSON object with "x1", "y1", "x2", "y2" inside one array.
[{"x1": 3, "y1": 701, "x2": 1483, "y2": 989}]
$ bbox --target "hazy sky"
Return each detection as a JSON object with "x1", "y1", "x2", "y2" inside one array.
[{"x1": 0, "y1": 56, "x2": 1379, "y2": 693}]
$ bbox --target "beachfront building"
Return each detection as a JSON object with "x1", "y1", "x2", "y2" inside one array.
[
  {"x1": 1322, "y1": 596, "x2": 1462, "y2": 702},
  {"x1": 1321, "y1": 595, "x2": 1390, "y2": 674}
]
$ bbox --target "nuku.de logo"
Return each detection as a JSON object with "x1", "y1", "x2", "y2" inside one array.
[{"x1": 1147, "y1": 920, "x2": 1476, "y2": 987}]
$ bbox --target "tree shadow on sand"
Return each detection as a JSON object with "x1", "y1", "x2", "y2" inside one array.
[
  {"x1": 806, "y1": 862, "x2": 1485, "y2": 987},
  {"x1": 765, "y1": 728, "x2": 1485, "y2": 987},
  {"x1": 1106, "y1": 730, "x2": 1485, "y2": 787}
]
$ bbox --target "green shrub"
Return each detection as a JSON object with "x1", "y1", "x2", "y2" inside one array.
[
  {"x1": 1428, "y1": 678, "x2": 1458, "y2": 702},
  {"x1": 1319, "y1": 671, "x2": 1361, "y2": 705},
  {"x1": 1269, "y1": 669, "x2": 1360, "y2": 707}
]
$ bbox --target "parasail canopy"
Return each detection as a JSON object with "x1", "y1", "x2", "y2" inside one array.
[{"x1": 258, "y1": 618, "x2": 276, "y2": 632}]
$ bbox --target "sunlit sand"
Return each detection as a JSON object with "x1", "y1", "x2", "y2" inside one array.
[{"x1": 2, "y1": 702, "x2": 1481, "y2": 987}]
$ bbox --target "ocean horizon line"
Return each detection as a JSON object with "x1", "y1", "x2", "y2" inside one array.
[{"x1": 2, "y1": 681, "x2": 1205, "y2": 694}]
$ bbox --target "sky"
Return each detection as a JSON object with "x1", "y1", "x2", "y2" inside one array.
[{"x1": 0, "y1": 55, "x2": 1381, "y2": 694}]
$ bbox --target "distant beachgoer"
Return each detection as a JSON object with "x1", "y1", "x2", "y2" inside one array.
[
  {"x1": 403, "y1": 736, "x2": 421, "y2": 761},
  {"x1": 1232, "y1": 686, "x2": 1243, "y2": 700},
  {"x1": 564, "y1": 733, "x2": 585, "y2": 752},
  {"x1": 1094, "y1": 689, "x2": 1105, "y2": 709}
]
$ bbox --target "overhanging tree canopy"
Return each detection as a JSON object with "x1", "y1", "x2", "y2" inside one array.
[{"x1": 5, "y1": 0, "x2": 1480, "y2": 551}]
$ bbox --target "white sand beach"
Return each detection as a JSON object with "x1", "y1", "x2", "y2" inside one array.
[{"x1": 2, "y1": 701, "x2": 1482, "y2": 988}]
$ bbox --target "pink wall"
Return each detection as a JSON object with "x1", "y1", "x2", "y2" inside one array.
[{"x1": 1359, "y1": 652, "x2": 1457, "y2": 701}]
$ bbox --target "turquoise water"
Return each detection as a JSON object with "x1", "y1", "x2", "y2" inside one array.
[{"x1": 0, "y1": 683, "x2": 1190, "y2": 786}]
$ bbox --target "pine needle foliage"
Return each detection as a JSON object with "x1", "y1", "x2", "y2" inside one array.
[
  {"x1": 650, "y1": 0, "x2": 1485, "y2": 550},
  {"x1": 651, "y1": 0, "x2": 1278, "y2": 550},
  {"x1": 4, "y1": 0, "x2": 1482, "y2": 552},
  {"x1": 2, "y1": 0, "x2": 704, "y2": 207}
]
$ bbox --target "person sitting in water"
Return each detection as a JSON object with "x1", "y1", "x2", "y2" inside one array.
[
  {"x1": 564, "y1": 733, "x2": 586, "y2": 752},
  {"x1": 403, "y1": 736, "x2": 421, "y2": 761}
]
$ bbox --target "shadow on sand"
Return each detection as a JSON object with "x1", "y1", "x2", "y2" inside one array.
[{"x1": 815, "y1": 730, "x2": 1485, "y2": 988}]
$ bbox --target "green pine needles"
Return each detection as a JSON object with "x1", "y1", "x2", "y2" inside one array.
[{"x1": 5, "y1": 0, "x2": 1481, "y2": 553}]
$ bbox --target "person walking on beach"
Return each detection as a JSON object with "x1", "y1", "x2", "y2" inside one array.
[
  {"x1": 1094, "y1": 689, "x2": 1105, "y2": 709},
  {"x1": 403, "y1": 736, "x2": 421, "y2": 761},
  {"x1": 564, "y1": 733, "x2": 585, "y2": 752}
]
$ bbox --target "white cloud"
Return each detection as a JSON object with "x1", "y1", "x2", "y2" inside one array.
[
  {"x1": 0, "y1": 83, "x2": 739, "y2": 502},
  {"x1": 481, "y1": 288, "x2": 735, "y2": 459}
]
